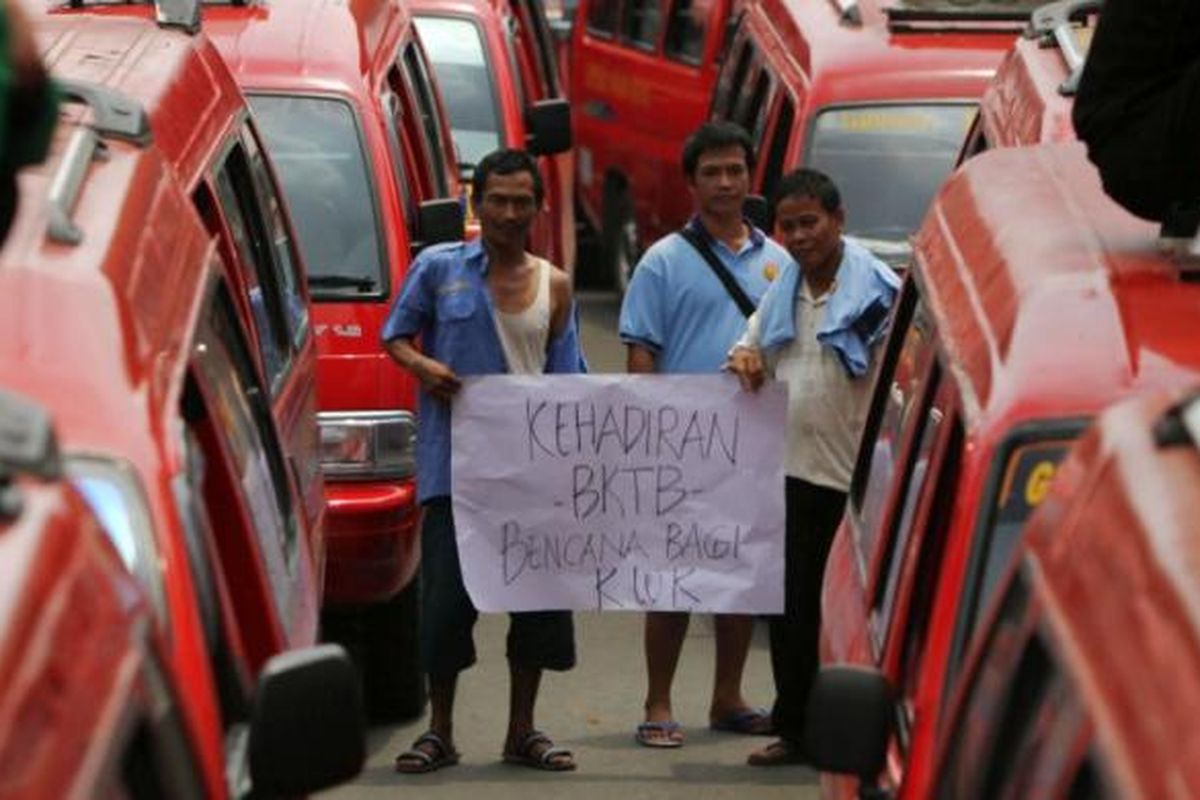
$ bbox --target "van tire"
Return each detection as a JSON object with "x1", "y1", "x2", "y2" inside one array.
[
  {"x1": 362, "y1": 578, "x2": 426, "y2": 722},
  {"x1": 601, "y1": 179, "x2": 639, "y2": 294}
]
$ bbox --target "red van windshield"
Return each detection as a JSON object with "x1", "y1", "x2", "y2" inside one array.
[
  {"x1": 808, "y1": 104, "x2": 976, "y2": 261},
  {"x1": 249, "y1": 95, "x2": 385, "y2": 297}
]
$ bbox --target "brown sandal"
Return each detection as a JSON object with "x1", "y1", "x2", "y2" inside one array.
[
  {"x1": 502, "y1": 730, "x2": 576, "y2": 772},
  {"x1": 395, "y1": 731, "x2": 461, "y2": 774}
]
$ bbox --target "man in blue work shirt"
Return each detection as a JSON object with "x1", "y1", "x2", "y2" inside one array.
[
  {"x1": 620, "y1": 121, "x2": 790, "y2": 748},
  {"x1": 383, "y1": 148, "x2": 583, "y2": 774}
]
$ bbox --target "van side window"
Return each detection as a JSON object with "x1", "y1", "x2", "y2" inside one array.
[
  {"x1": 937, "y1": 573, "x2": 1037, "y2": 800},
  {"x1": 190, "y1": 282, "x2": 301, "y2": 638},
  {"x1": 760, "y1": 92, "x2": 796, "y2": 209},
  {"x1": 896, "y1": 414, "x2": 964, "y2": 732},
  {"x1": 736, "y1": 65, "x2": 771, "y2": 145},
  {"x1": 851, "y1": 283, "x2": 937, "y2": 572},
  {"x1": 664, "y1": 0, "x2": 706, "y2": 64},
  {"x1": 515, "y1": 0, "x2": 563, "y2": 96},
  {"x1": 401, "y1": 43, "x2": 452, "y2": 197},
  {"x1": 211, "y1": 143, "x2": 293, "y2": 391},
  {"x1": 587, "y1": 0, "x2": 620, "y2": 37},
  {"x1": 622, "y1": 0, "x2": 662, "y2": 51},
  {"x1": 874, "y1": 364, "x2": 943, "y2": 628},
  {"x1": 381, "y1": 90, "x2": 420, "y2": 232},
  {"x1": 241, "y1": 125, "x2": 309, "y2": 346},
  {"x1": 713, "y1": 37, "x2": 754, "y2": 119}
]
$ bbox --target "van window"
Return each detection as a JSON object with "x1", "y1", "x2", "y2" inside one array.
[
  {"x1": 807, "y1": 104, "x2": 976, "y2": 244},
  {"x1": 937, "y1": 574, "x2": 1037, "y2": 800},
  {"x1": 896, "y1": 416, "x2": 964, "y2": 731},
  {"x1": 249, "y1": 95, "x2": 385, "y2": 298},
  {"x1": 212, "y1": 143, "x2": 293, "y2": 391},
  {"x1": 712, "y1": 37, "x2": 754, "y2": 119},
  {"x1": 587, "y1": 0, "x2": 620, "y2": 36},
  {"x1": 664, "y1": 0, "x2": 708, "y2": 64},
  {"x1": 515, "y1": 0, "x2": 562, "y2": 96},
  {"x1": 191, "y1": 284, "x2": 299, "y2": 626},
  {"x1": 242, "y1": 127, "x2": 308, "y2": 350},
  {"x1": 622, "y1": 0, "x2": 662, "y2": 50},
  {"x1": 736, "y1": 66, "x2": 771, "y2": 146},
  {"x1": 402, "y1": 42, "x2": 453, "y2": 197},
  {"x1": 875, "y1": 366, "x2": 944, "y2": 628},
  {"x1": 852, "y1": 289, "x2": 936, "y2": 568},
  {"x1": 381, "y1": 89, "x2": 420, "y2": 230},
  {"x1": 760, "y1": 92, "x2": 795, "y2": 210},
  {"x1": 958, "y1": 437, "x2": 1073, "y2": 653}
]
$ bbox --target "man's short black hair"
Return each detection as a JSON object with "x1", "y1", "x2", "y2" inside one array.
[
  {"x1": 772, "y1": 168, "x2": 842, "y2": 214},
  {"x1": 473, "y1": 148, "x2": 544, "y2": 205},
  {"x1": 681, "y1": 121, "x2": 755, "y2": 178}
]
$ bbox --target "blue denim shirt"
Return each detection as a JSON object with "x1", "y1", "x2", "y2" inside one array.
[
  {"x1": 619, "y1": 218, "x2": 789, "y2": 373},
  {"x1": 381, "y1": 239, "x2": 586, "y2": 503}
]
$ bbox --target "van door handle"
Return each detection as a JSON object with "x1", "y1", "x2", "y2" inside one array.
[{"x1": 582, "y1": 99, "x2": 616, "y2": 121}]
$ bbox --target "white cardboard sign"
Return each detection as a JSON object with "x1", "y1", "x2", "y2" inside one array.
[{"x1": 450, "y1": 374, "x2": 787, "y2": 613}]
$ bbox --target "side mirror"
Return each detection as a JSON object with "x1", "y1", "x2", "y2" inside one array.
[
  {"x1": 0, "y1": 388, "x2": 61, "y2": 480},
  {"x1": 743, "y1": 194, "x2": 769, "y2": 232},
  {"x1": 249, "y1": 644, "x2": 365, "y2": 796},
  {"x1": 412, "y1": 197, "x2": 466, "y2": 256},
  {"x1": 804, "y1": 665, "x2": 893, "y2": 780},
  {"x1": 526, "y1": 98, "x2": 572, "y2": 156}
]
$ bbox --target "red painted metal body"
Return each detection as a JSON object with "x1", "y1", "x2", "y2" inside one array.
[
  {"x1": 0, "y1": 478, "x2": 197, "y2": 798},
  {"x1": 930, "y1": 389, "x2": 1200, "y2": 797},
  {"x1": 4, "y1": 13, "x2": 327, "y2": 795},
  {"x1": 413, "y1": 0, "x2": 577, "y2": 273},
  {"x1": 819, "y1": 143, "x2": 1200, "y2": 798},
  {"x1": 204, "y1": 0, "x2": 459, "y2": 606}
]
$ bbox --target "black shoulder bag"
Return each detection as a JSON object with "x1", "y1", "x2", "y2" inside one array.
[{"x1": 677, "y1": 228, "x2": 756, "y2": 318}]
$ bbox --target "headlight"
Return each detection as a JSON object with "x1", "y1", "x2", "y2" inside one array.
[
  {"x1": 66, "y1": 455, "x2": 167, "y2": 626},
  {"x1": 318, "y1": 411, "x2": 416, "y2": 480}
]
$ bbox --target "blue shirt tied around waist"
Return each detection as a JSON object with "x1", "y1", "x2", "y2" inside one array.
[
  {"x1": 381, "y1": 238, "x2": 586, "y2": 504},
  {"x1": 756, "y1": 238, "x2": 901, "y2": 377},
  {"x1": 619, "y1": 217, "x2": 790, "y2": 373}
]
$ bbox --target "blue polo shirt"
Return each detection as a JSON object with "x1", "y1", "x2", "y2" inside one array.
[
  {"x1": 381, "y1": 239, "x2": 586, "y2": 503},
  {"x1": 619, "y1": 219, "x2": 789, "y2": 373}
]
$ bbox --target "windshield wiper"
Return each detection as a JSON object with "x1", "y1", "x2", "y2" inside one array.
[{"x1": 308, "y1": 275, "x2": 377, "y2": 291}]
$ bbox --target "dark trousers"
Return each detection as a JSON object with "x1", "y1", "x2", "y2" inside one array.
[
  {"x1": 420, "y1": 498, "x2": 576, "y2": 678},
  {"x1": 770, "y1": 477, "x2": 847, "y2": 744}
]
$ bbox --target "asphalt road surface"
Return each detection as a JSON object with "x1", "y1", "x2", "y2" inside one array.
[{"x1": 323, "y1": 291, "x2": 821, "y2": 800}]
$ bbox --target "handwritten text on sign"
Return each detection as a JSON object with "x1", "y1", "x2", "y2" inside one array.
[{"x1": 450, "y1": 374, "x2": 786, "y2": 613}]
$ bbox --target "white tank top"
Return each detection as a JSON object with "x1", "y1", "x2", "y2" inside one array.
[{"x1": 493, "y1": 257, "x2": 551, "y2": 375}]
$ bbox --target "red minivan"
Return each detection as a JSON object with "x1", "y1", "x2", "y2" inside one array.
[
  {"x1": 204, "y1": 0, "x2": 466, "y2": 721},
  {"x1": 7, "y1": 9, "x2": 361, "y2": 796},
  {"x1": 813, "y1": 386, "x2": 1200, "y2": 799},
  {"x1": 570, "y1": 0, "x2": 733, "y2": 289},
  {"x1": 813, "y1": 142, "x2": 1200, "y2": 799},
  {"x1": 412, "y1": 0, "x2": 576, "y2": 271}
]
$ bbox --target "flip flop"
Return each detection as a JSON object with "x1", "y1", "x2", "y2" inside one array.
[
  {"x1": 635, "y1": 719, "x2": 684, "y2": 748},
  {"x1": 394, "y1": 730, "x2": 461, "y2": 774},
  {"x1": 502, "y1": 729, "x2": 577, "y2": 772},
  {"x1": 710, "y1": 707, "x2": 774, "y2": 735}
]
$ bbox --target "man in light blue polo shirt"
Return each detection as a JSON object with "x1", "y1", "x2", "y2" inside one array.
[{"x1": 620, "y1": 121, "x2": 790, "y2": 748}]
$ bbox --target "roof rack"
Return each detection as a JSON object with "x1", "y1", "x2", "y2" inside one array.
[
  {"x1": 65, "y1": 0, "x2": 201, "y2": 34},
  {"x1": 884, "y1": 0, "x2": 1045, "y2": 30},
  {"x1": 1026, "y1": 0, "x2": 1103, "y2": 96},
  {"x1": 48, "y1": 80, "x2": 152, "y2": 245}
]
